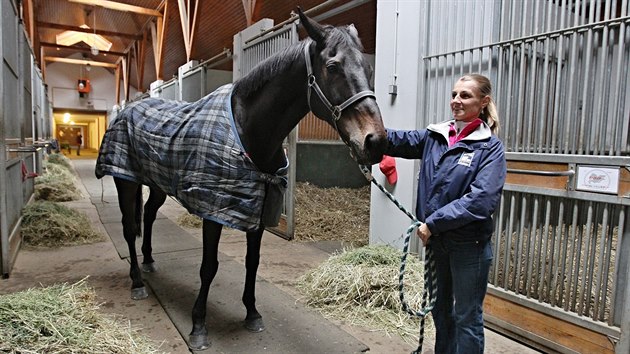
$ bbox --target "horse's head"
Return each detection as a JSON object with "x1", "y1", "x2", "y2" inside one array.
[{"x1": 299, "y1": 9, "x2": 386, "y2": 165}]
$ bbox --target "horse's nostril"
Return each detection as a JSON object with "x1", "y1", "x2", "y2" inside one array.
[
  {"x1": 364, "y1": 133, "x2": 385, "y2": 151},
  {"x1": 363, "y1": 132, "x2": 386, "y2": 164},
  {"x1": 364, "y1": 133, "x2": 375, "y2": 149}
]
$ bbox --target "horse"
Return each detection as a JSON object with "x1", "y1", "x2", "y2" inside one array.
[{"x1": 95, "y1": 8, "x2": 386, "y2": 350}]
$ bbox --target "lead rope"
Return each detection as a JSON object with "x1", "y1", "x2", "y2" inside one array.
[{"x1": 359, "y1": 165, "x2": 437, "y2": 354}]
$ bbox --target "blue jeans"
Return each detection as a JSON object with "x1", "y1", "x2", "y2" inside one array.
[{"x1": 429, "y1": 236, "x2": 493, "y2": 354}]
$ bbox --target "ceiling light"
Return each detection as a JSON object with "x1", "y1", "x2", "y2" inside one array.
[{"x1": 91, "y1": 7, "x2": 99, "y2": 55}]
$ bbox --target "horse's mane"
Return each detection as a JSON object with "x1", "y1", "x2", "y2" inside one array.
[
  {"x1": 232, "y1": 41, "x2": 307, "y2": 98},
  {"x1": 233, "y1": 24, "x2": 363, "y2": 98}
]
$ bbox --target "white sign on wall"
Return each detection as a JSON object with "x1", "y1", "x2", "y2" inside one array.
[{"x1": 576, "y1": 166, "x2": 620, "y2": 194}]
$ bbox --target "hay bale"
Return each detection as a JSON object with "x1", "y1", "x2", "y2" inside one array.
[
  {"x1": 297, "y1": 244, "x2": 434, "y2": 342},
  {"x1": 177, "y1": 212, "x2": 203, "y2": 228},
  {"x1": 21, "y1": 201, "x2": 103, "y2": 248},
  {"x1": 0, "y1": 279, "x2": 163, "y2": 353},
  {"x1": 46, "y1": 152, "x2": 73, "y2": 170},
  {"x1": 294, "y1": 182, "x2": 370, "y2": 245},
  {"x1": 35, "y1": 162, "x2": 81, "y2": 201}
]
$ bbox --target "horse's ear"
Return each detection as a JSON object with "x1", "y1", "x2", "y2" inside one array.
[
  {"x1": 297, "y1": 6, "x2": 325, "y2": 44},
  {"x1": 347, "y1": 24, "x2": 358, "y2": 38}
]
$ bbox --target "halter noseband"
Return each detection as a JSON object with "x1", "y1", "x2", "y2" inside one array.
[{"x1": 304, "y1": 44, "x2": 375, "y2": 124}]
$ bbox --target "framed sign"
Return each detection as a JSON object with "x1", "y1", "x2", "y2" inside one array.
[{"x1": 575, "y1": 166, "x2": 620, "y2": 194}]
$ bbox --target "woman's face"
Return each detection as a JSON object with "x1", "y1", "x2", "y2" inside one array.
[{"x1": 450, "y1": 80, "x2": 489, "y2": 122}]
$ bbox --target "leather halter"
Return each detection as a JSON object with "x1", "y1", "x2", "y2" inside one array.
[{"x1": 304, "y1": 43, "x2": 375, "y2": 126}]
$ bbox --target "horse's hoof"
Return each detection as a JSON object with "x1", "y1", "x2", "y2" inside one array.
[
  {"x1": 131, "y1": 287, "x2": 149, "y2": 300},
  {"x1": 142, "y1": 263, "x2": 157, "y2": 273},
  {"x1": 189, "y1": 334, "x2": 210, "y2": 350},
  {"x1": 244, "y1": 317, "x2": 265, "y2": 333}
]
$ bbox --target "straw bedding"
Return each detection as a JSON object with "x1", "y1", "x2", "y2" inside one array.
[
  {"x1": 21, "y1": 201, "x2": 103, "y2": 248},
  {"x1": 35, "y1": 153, "x2": 81, "y2": 202},
  {"x1": 297, "y1": 245, "x2": 434, "y2": 343},
  {"x1": 0, "y1": 279, "x2": 162, "y2": 353}
]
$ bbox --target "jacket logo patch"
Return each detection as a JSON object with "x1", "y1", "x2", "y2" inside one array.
[{"x1": 458, "y1": 152, "x2": 475, "y2": 167}]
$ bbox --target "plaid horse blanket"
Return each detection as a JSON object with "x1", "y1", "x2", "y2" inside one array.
[{"x1": 95, "y1": 84, "x2": 288, "y2": 232}]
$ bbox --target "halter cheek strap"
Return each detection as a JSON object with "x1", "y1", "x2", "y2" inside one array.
[{"x1": 304, "y1": 44, "x2": 375, "y2": 123}]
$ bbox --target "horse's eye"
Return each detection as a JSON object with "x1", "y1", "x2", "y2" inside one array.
[{"x1": 326, "y1": 61, "x2": 340, "y2": 74}]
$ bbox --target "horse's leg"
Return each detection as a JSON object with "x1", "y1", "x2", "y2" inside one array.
[
  {"x1": 140, "y1": 187, "x2": 167, "y2": 273},
  {"x1": 243, "y1": 227, "x2": 265, "y2": 332},
  {"x1": 113, "y1": 177, "x2": 148, "y2": 300},
  {"x1": 189, "y1": 219, "x2": 223, "y2": 350},
  {"x1": 134, "y1": 186, "x2": 143, "y2": 238}
]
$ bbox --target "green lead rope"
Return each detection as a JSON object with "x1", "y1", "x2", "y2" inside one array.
[{"x1": 359, "y1": 165, "x2": 437, "y2": 354}]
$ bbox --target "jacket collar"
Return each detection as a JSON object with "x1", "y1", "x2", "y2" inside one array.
[{"x1": 427, "y1": 119, "x2": 492, "y2": 144}]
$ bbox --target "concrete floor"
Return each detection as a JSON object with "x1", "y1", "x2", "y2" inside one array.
[{"x1": 1, "y1": 153, "x2": 542, "y2": 354}]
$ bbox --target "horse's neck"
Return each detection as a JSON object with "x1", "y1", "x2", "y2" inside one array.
[{"x1": 232, "y1": 58, "x2": 309, "y2": 174}]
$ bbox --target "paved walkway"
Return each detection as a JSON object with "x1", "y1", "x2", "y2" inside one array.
[{"x1": 2, "y1": 153, "x2": 541, "y2": 353}]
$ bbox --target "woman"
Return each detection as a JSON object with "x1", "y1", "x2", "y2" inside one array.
[{"x1": 385, "y1": 74, "x2": 506, "y2": 353}]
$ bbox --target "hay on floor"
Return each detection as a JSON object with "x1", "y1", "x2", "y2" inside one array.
[
  {"x1": 0, "y1": 279, "x2": 163, "y2": 353},
  {"x1": 176, "y1": 212, "x2": 203, "y2": 229},
  {"x1": 294, "y1": 182, "x2": 370, "y2": 245},
  {"x1": 35, "y1": 159, "x2": 81, "y2": 201},
  {"x1": 21, "y1": 201, "x2": 103, "y2": 248},
  {"x1": 297, "y1": 244, "x2": 434, "y2": 343},
  {"x1": 46, "y1": 152, "x2": 73, "y2": 170}
]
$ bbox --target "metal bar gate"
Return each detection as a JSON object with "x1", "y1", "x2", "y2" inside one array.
[{"x1": 418, "y1": 1, "x2": 630, "y2": 353}]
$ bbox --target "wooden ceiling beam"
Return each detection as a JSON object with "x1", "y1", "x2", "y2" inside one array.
[
  {"x1": 177, "y1": 0, "x2": 199, "y2": 61},
  {"x1": 44, "y1": 56, "x2": 118, "y2": 68},
  {"x1": 242, "y1": 0, "x2": 257, "y2": 26},
  {"x1": 40, "y1": 42, "x2": 126, "y2": 56},
  {"x1": 135, "y1": 31, "x2": 147, "y2": 91},
  {"x1": 37, "y1": 21, "x2": 142, "y2": 40},
  {"x1": 150, "y1": 1, "x2": 168, "y2": 80},
  {"x1": 67, "y1": 0, "x2": 163, "y2": 17},
  {"x1": 122, "y1": 55, "x2": 130, "y2": 101},
  {"x1": 115, "y1": 63, "x2": 121, "y2": 105}
]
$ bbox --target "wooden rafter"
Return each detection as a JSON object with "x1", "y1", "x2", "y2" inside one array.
[
  {"x1": 122, "y1": 55, "x2": 130, "y2": 101},
  {"x1": 37, "y1": 21, "x2": 141, "y2": 40},
  {"x1": 40, "y1": 42, "x2": 126, "y2": 56},
  {"x1": 241, "y1": 0, "x2": 258, "y2": 26},
  {"x1": 27, "y1": 0, "x2": 35, "y2": 45},
  {"x1": 150, "y1": 1, "x2": 168, "y2": 80},
  {"x1": 115, "y1": 63, "x2": 121, "y2": 104},
  {"x1": 133, "y1": 31, "x2": 147, "y2": 92},
  {"x1": 44, "y1": 56, "x2": 118, "y2": 68},
  {"x1": 40, "y1": 46, "x2": 46, "y2": 80},
  {"x1": 67, "y1": 0, "x2": 162, "y2": 17},
  {"x1": 177, "y1": 0, "x2": 200, "y2": 61}
]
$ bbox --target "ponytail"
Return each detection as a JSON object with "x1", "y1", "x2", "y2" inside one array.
[
  {"x1": 480, "y1": 98, "x2": 500, "y2": 135},
  {"x1": 459, "y1": 74, "x2": 500, "y2": 135}
]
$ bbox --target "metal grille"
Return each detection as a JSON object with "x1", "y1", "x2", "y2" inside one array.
[
  {"x1": 181, "y1": 67, "x2": 204, "y2": 102},
  {"x1": 241, "y1": 25, "x2": 297, "y2": 77},
  {"x1": 492, "y1": 189, "x2": 625, "y2": 325},
  {"x1": 422, "y1": 0, "x2": 630, "y2": 155},
  {"x1": 160, "y1": 79, "x2": 179, "y2": 100}
]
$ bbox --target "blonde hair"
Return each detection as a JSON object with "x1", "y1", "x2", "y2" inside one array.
[{"x1": 458, "y1": 74, "x2": 500, "y2": 134}]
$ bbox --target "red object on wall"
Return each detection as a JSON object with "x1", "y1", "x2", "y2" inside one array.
[{"x1": 78, "y1": 79, "x2": 90, "y2": 93}]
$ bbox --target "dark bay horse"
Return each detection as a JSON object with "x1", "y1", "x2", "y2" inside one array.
[{"x1": 95, "y1": 9, "x2": 386, "y2": 350}]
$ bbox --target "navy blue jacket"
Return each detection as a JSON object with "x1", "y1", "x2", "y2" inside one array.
[{"x1": 386, "y1": 120, "x2": 507, "y2": 242}]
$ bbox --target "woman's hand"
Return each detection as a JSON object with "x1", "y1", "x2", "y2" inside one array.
[{"x1": 417, "y1": 223, "x2": 432, "y2": 246}]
